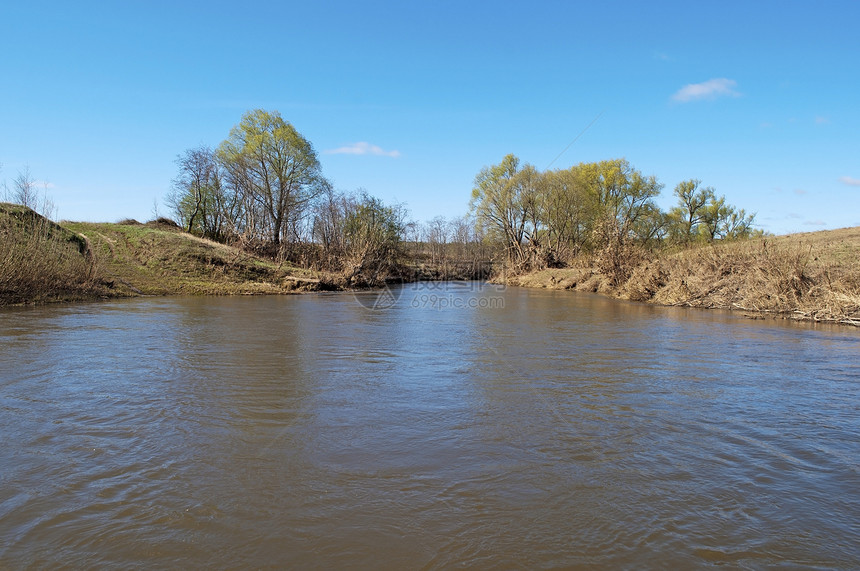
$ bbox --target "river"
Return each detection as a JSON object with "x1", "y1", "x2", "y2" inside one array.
[{"x1": 1, "y1": 282, "x2": 858, "y2": 568}]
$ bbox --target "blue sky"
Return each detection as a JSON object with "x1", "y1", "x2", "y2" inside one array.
[{"x1": 1, "y1": 0, "x2": 858, "y2": 234}]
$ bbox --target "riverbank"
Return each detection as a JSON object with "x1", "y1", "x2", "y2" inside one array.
[
  {"x1": 0, "y1": 204, "x2": 339, "y2": 305},
  {"x1": 502, "y1": 227, "x2": 860, "y2": 326},
  {"x1": 65, "y1": 220, "x2": 336, "y2": 296},
  {"x1": 4, "y1": 204, "x2": 858, "y2": 325}
]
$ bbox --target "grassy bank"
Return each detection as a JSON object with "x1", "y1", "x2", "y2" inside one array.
[
  {"x1": 5, "y1": 203, "x2": 858, "y2": 325},
  {"x1": 0, "y1": 203, "x2": 102, "y2": 304},
  {"x1": 65, "y1": 219, "x2": 333, "y2": 297},
  {"x1": 1, "y1": 205, "x2": 337, "y2": 306},
  {"x1": 504, "y1": 227, "x2": 860, "y2": 326}
]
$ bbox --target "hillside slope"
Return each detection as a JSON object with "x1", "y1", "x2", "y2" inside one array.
[
  {"x1": 0, "y1": 203, "x2": 100, "y2": 304},
  {"x1": 64, "y1": 220, "x2": 330, "y2": 297},
  {"x1": 1, "y1": 206, "x2": 335, "y2": 305}
]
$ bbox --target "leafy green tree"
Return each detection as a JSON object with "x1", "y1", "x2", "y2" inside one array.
[
  {"x1": 701, "y1": 197, "x2": 756, "y2": 241},
  {"x1": 217, "y1": 109, "x2": 327, "y2": 245},
  {"x1": 470, "y1": 154, "x2": 540, "y2": 269},
  {"x1": 667, "y1": 179, "x2": 715, "y2": 244},
  {"x1": 578, "y1": 159, "x2": 663, "y2": 246},
  {"x1": 722, "y1": 208, "x2": 758, "y2": 239},
  {"x1": 573, "y1": 159, "x2": 663, "y2": 285},
  {"x1": 630, "y1": 201, "x2": 668, "y2": 248},
  {"x1": 664, "y1": 179, "x2": 757, "y2": 244},
  {"x1": 536, "y1": 166, "x2": 594, "y2": 263}
]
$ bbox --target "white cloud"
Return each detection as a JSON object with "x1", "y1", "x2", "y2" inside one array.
[
  {"x1": 324, "y1": 142, "x2": 401, "y2": 158},
  {"x1": 671, "y1": 78, "x2": 741, "y2": 103},
  {"x1": 815, "y1": 116, "x2": 830, "y2": 125},
  {"x1": 803, "y1": 219, "x2": 827, "y2": 226},
  {"x1": 839, "y1": 176, "x2": 860, "y2": 187}
]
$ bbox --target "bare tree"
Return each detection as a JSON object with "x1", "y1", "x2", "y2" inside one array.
[
  {"x1": 167, "y1": 145, "x2": 223, "y2": 236},
  {"x1": 312, "y1": 186, "x2": 351, "y2": 268},
  {"x1": 426, "y1": 215, "x2": 450, "y2": 269},
  {"x1": 13, "y1": 166, "x2": 37, "y2": 210}
]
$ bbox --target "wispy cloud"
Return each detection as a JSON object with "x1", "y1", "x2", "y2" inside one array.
[
  {"x1": 794, "y1": 189, "x2": 807, "y2": 195},
  {"x1": 324, "y1": 142, "x2": 401, "y2": 158},
  {"x1": 839, "y1": 176, "x2": 860, "y2": 187},
  {"x1": 804, "y1": 219, "x2": 827, "y2": 226},
  {"x1": 671, "y1": 78, "x2": 741, "y2": 103},
  {"x1": 815, "y1": 116, "x2": 830, "y2": 125}
]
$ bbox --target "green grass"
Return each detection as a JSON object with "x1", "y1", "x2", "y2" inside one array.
[
  {"x1": 63, "y1": 220, "x2": 328, "y2": 297},
  {"x1": 1, "y1": 208, "x2": 335, "y2": 305}
]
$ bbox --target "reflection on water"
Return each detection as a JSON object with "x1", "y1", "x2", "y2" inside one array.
[{"x1": 1, "y1": 284, "x2": 858, "y2": 568}]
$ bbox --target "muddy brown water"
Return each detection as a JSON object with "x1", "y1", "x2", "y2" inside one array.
[{"x1": 1, "y1": 283, "x2": 858, "y2": 568}]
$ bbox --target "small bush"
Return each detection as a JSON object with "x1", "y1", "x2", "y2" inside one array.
[{"x1": 146, "y1": 217, "x2": 180, "y2": 228}]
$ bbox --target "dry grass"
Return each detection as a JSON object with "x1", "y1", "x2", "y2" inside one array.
[
  {"x1": 505, "y1": 227, "x2": 860, "y2": 326},
  {"x1": 0, "y1": 203, "x2": 102, "y2": 304},
  {"x1": 642, "y1": 232, "x2": 860, "y2": 325}
]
